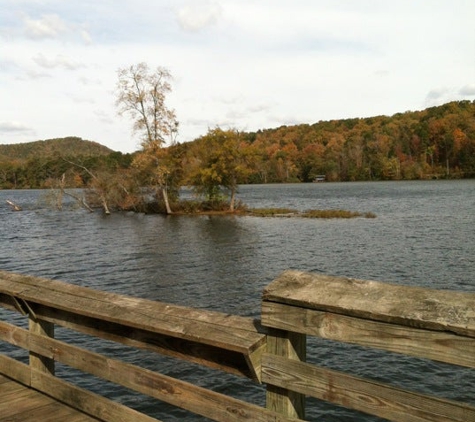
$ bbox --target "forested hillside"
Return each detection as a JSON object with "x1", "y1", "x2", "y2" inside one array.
[
  {"x1": 1, "y1": 101, "x2": 474, "y2": 191},
  {"x1": 240, "y1": 100, "x2": 475, "y2": 182},
  {"x1": 0, "y1": 137, "x2": 132, "y2": 189},
  {"x1": 0, "y1": 136, "x2": 113, "y2": 162}
]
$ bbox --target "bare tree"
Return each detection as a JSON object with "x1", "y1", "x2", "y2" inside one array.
[{"x1": 116, "y1": 63, "x2": 179, "y2": 214}]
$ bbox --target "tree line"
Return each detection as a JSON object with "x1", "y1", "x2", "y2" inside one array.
[{"x1": 1, "y1": 62, "x2": 474, "y2": 214}]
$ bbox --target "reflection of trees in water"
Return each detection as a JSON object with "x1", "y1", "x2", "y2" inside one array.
[
  {"x1": 121, "y1": 215, "x2": 260, "y2": 314},
  {"x1": 190, "y1": 216, "x2": 261, "y2": 315}
]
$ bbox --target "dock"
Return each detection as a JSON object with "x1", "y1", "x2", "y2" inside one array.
[
  {"x1": 0, "y1": 374, "x2": 100, "y2": 421},
  {"x1": 1, "y1": 269, "x2": 474, "y2": 421}
]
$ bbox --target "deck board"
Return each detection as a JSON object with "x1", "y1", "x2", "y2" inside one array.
[{"x1": 0, "y1": 375, "x2": 100, "y2": 422}]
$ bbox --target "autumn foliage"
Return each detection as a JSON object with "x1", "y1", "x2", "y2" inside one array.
[{"x1": 1, "y1": 100, "x2": 474, "y2": 212}]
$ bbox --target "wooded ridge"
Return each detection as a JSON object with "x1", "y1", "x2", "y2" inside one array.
[
  {"x1": 0, "y1": 100, "x2": 474, "y2": 191},
  {"x1": 0, "y1": 136, "x2": 113, "y2": 162}
]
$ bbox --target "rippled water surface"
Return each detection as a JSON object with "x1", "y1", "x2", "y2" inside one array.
[{"x1": 1, "y1": 180, "x2": 474, "y2": 421}]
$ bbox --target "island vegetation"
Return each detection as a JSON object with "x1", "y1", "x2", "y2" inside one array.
[{"x1": 1, "y1": 63, "x2": 474, "y2": 216}]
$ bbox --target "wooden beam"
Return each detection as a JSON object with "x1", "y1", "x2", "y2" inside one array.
[
  {"x1": 29, "y1": 315, "x2": 55, "y2": 376},
  {"x1": 0, "y1": 271, "x2": 266, "y2": 382},
  {"x1": 262, "y1": 301, "x2": 475, "y2": 368},
  {"x1": 265, "y1": 329, "x2": 306, "y2": 419},
  {"x1": 0, "y1": 355, "x2": 31, "y2": 386},
  {"x1": 33, "y1": 304, "x2": 259, "y2": 380},
  {"x1": 1, "y1": 322, "x2": 304, "y2": 422},
  {"x1": 263, "y1": 270, "x2": 475, "y2": 337},
  {"x1": 31, "y1": 370, "x2": 161, "y2": 422},
  {"x1": 262, "y1": 353, "x2": 475, "y2": 422}
]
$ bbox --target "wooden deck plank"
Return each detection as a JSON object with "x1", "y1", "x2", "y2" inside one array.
[{"x1": 0, "y1": 375, "x2": 100, "y2": 422}]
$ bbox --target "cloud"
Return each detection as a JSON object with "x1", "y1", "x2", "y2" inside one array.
[
  {"x1": 425, "y1": 88, "x2": 449, "y2": 101},
  {"x1": 425, "y1": 85, "x2": 474, "y2": 107},
  {"x1": 80, "y1": 29, "x2": 93, "y2": 45},
  {"x1": 459, "y1": 84, "x2": 475, "y2": 96},
  {"x1": 248, "y1": 103, "x2": 272, "y2": 113},
  {"x1": 70, "y1": 95, "x2": 96, "y2": 105},
  {"x1": 23, "y1": 14, "x2": 68, "y2": 39},
  {"x1": 0, "y1": 121, "x2": 35, "y2": 134},
  {"x1": 374, "y1": 70, "x2": 390, "y2": 77},
  {"x1": 24, "y1": 69, "x2": 52, "y2": 80},
  {"x1": 78, "y1": 76, "x2": 102, "y2": 86},
  {"x1": 0, "y1": 59, "x2": 19, "y2": 73},
  {"x1": 176, "y1": 1, "x2": 222, "y2": 32},
  {"x1": 32, "y1": 53, "x2": 86, "y2": 70},
  {"x1": 94, "y1": 110, "x2": 114, "y2": 124}
]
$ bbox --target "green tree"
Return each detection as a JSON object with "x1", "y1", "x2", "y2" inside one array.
[
  {"x1": 116, "y1": 62, "x2": 178, "y2": 214},
  {"x1": 187, "y1": 128, "x2": 250, "y2": 211}
]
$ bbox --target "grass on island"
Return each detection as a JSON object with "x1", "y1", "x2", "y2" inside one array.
[
  {"x1": 248, "y1": 208, "x2": 297, "y2": 217},
  {"x1": 301, "y1": 209, "x2": 377, "y2": 219},
  {"x1": 248, "y1": 208, "x2": 376, "y2": 219}
]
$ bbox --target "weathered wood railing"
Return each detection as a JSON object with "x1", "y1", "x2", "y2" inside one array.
[
  {"x1": 262, "y1": 271, "x2": 475, "y2": 421},
  {"x1": 0, "y1": 269, "x2": 474, "y2": 421}
]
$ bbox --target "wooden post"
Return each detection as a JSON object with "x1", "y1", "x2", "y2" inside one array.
[
  {"x1": 265, "y1": 328, "x2": 306, "y2": 419},
  {"x1": 29, "y1": 315, "x2": 55, "y2": 375}
]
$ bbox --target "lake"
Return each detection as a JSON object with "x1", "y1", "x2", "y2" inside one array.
[{"x1": 1, "y1": 180, "x2": 474, "y2": 421}]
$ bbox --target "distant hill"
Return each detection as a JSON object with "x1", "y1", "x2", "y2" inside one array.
[{"x1": 0, "y1": 137, "x2": 114, "y2": 163}]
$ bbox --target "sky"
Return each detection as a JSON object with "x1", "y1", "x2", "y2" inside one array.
[{"x1": 1, "y1": 1, "x2": 474, "y2": 153}]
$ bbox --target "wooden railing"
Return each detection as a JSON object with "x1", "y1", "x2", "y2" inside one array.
[
  {"x1": 262, "y1": 271, "x2": 475, "y2": 421},
  {"x1": 0, "y1": 269, "x2": 474, "y2": 421}
]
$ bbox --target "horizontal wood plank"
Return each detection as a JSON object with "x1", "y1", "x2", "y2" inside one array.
[
  {"x1": 0, "y1": 271, "x2": 266, "y2": 381},
  {"x1": 262, "y1": 353, "x2": 475, "y2": 422},
  {"x1": 263, "y1": 270, "x2": 475, "y2": 337},
  {"x1": 31, "y1": 370, "x2": 161, "y2": 422},
  {"x1": 0, "y1": 374, "x2": 101, "y2": 421},
  {"x1": 262, "y1": 302, "x2": 475, "y2": 368},
  {"x1": 0, "y1": 354, "x2": 31, "y2": 386},
  {"x1": 2, "y1": 322, "x2": 303, "y2": 422},
  {"x1": 0, "y1": 271, "x2": 266, "y2": 353},
  {"x1": 32, "y1": 304, "x2": 261, "y2": 380}
]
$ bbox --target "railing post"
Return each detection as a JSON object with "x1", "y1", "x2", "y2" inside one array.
[
  {"x1": 265, "y1": 328, "x2": 306, "y2": 419},
  {"x1": 29, "y1": 314, "x2": 55, "y2": 375}
]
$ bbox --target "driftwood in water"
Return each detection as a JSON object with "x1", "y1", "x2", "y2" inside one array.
[
  {"x1": 6, "y1": 200, "x2": 22, "y2": 211},
  {"x1": 61, "y1": 189, "x2": 95, "y2": 213}
]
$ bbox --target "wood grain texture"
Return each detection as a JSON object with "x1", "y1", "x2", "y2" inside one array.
[
  {"x1": 262, "y1": 302, "x2": 475, "y2": 367},
  {"x1": 0, "y1": 271, "x2": 265, "y2": 352},
  {"x1": 0, "y1": 270, "x2": 266, "y2": 381},
  {"x1": 266, "y1": 329, "x2": 306, "y2": 419},
  {"x1": 31, "y1": 371, "x2": 160, "y2": 422},
  {"x1": 262, "y1": 354, "x2": 475, "y2": 422},
  {"x1": 0, "y1": 374, "x2": 101, "y2": 422},
  {"x1": 1, "y1": 323, "x2": 303, "y2": 422},
  {"x1": 263, "y1": 270, "x2": 475, "y2": 337}
]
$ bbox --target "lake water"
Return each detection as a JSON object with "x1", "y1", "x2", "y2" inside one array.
[{"x1": 1, "y1": 180, "x2": 474, "y2": 421}]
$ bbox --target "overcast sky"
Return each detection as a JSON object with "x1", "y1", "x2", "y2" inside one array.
[{"x1": 1, "y1": 1, "x2": 474, "y2": 153}]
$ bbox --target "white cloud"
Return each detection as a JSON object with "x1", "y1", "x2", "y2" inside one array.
[
  {"x1": 23, "y1": 14, "x2": 68, "y2": 39},
  {"x1": 0, "y1": 58, "x2": 17, "y2": 70},
  {"x1": 426, "y1": 88, "x2": 450, "y2": 101},
  {"x1": 0, "y1": 1, "x2": 474, "y2": 153},
  {"x1": 0, "y1": 121, "x2": 35, "y2": 134},
  {"x1": 424, "y1": 84, "x2": 475, "y2": 108},
  {"x1": 94, "y1": 110, "x2": 114, "y2": 125},
  {"x1": 459, "y1": 85, "x2": 475, "y2": 96},
  {"x1": 176, "y1": 1, "x2": 222, "y2": 32},
  {"x1": 80, "y1": 29, "x2": 93, "y2": 45},
  {"x1": 24, "y1": 69, "x2": 52, "y2": 80},
  {"x1": 32, "y1": 53, "x2": 86, "y2": 71}
]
